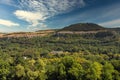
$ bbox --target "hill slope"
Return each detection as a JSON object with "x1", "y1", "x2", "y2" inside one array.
[
  {"x1": 0, "y1": 30, "x2": 55, "y2": 38},
  {"x1": 60, "y1": 23, "x2": 105, "y2": 31}
]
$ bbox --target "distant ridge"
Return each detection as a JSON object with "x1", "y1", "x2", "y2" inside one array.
[
  {"x1": 0, "y1": 23, "x2": 120, "y2": 38},
  {"x1": 60, "y1": 23, "x2": 105, "y2": 31},
  {"x1": 107, "y1": 28, "x2": 120, "y2": 32}
]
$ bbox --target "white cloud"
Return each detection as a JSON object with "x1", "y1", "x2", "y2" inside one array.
[
  {"x1": 0, "y1": 19, "x2": 19, "y2": 27},
  {"x1": 14, "y1": 10, "x2": 47, "y2": 26},
  {"x1": 14, "y1": 0, "x2": 85, "y2": 30},
  {"x1": 100, "y1": 19, "x2": 120, "y2": 27},
  {"x1": 18, "y1": 0, "x2": 85, "y2": 15}
]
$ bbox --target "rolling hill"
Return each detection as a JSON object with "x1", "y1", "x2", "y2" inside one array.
[{"x1": 60, "y1": 23, "x2": 105, "y2": 31}]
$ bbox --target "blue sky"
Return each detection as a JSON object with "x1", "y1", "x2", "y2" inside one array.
[{"x1": 0, "y1": 0, "x2": 120, "y2": 32}]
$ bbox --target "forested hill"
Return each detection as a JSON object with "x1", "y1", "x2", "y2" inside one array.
[{"x1": 60, "y1": 23, "x2": 105, "y2": 31}]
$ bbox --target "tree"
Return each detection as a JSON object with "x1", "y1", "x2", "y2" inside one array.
[
  {"x1": 57, "y1": 63, "x2": 66, "y2": 80},
  {"x1": 15, "y1": 64, "x2": 25, "y2": 80},
  {"x1": 62, "y1": 56, "x2": 74, "y2": 70},
  {"x1": 102, "y1": 62, "x2": 115, "y2": 80},
  {"x1": 86, "y1": 62, "x2": 102, "y2": 80},
  {"x1": 113, "y1": 70, "x2": 120, "y2": 80},
  {"x1": 0, "y1": 59, "x2": 10, "y2": 80},
  {"x1": 35, "y1": 59, "x2": 46, "y2": 80},
  {"x1": 26, "y1": 70, "x2": 39, "y2": 80},
  {"x1": 68, "y1": 62, "x2": 84, "y2": 80}
]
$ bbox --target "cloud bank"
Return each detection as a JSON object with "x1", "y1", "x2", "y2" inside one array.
[
  {"x1": 0, "y1": 19, "x2": 19, "y2": 27},
  {"x1": 100, "y1": 19, "x2": 120, "y2": 27},
  {"x1": 14, "y1": 0, "x2": 85, "y2": 30}
]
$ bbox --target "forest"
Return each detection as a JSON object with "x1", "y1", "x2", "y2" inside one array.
[{"x1": 0, "y1": 30, "x2": 120, "y2": 80}]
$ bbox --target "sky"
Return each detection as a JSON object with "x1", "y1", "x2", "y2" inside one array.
[{"x1": 0, "y1": 0, "x2": 120, "y2": 32}]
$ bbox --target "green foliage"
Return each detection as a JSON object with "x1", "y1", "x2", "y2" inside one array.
[
  {"x1": 0, "y1": 52, "x2": 119, "y2": 80},
  {"x1": 0, "y1": 59, "x2": 10, "y2": 80},
  {"x1": 0, "y1": 31, "x2": 120, "y2": 80},
  {"x1": 102, "y1": 62, "x2": 115, "y2": 80},
  {"x1": 68, "y1": 62, "x2": 84, "y2": 80},
  {"x1": 57, "y1": 63, "x2": 66, "y2": 80},
  {"x1": 86, "y1": 62, "x2": 102, "y2": 80},
  {"x1": 26, "y1": 70, "x2": 39, "y2": 80},
  {"x1": 15, "y1": 64, "x2": 25, "y2": 79}
]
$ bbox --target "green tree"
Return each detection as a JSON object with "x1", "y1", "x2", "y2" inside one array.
[
  {"x1": 102, "y1": 62, "x2": 115, "y2": 80},
  {"x1": 86, "y1": 62, "x2": 102, "y2": 80},
  {"x1": 15, "y1": 64, "x2": 25, "y2": 80},
  {"x1": 57, "y1": 63, "x2": 66, "y2": 80},
  {"x1": 35, "y1": 59, "x2": 46, "y2": 80},
  {"x1": 0, "y1": 59, "x2": 10, "y2": 80},
  {"x1": 113, "y1": 70, "x2": 120, "y2": 80},
  {"x1": 26, "y1": 70, "x2": 39, "y2": 80},
  {"x1": 68, "y1": 62, "x2": 84, "y2": 80}
]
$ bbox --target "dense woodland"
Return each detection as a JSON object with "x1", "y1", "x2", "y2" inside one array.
[{"x1": 0, "y1": 30, "x2": 120, "y2": 80}]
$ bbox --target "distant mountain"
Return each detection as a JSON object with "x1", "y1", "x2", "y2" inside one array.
[
  {"x1": 107, "y1": 28, "x2": 120, "y2": 32},
  {"x1": 60, "y1": 23, "x2": 105, "y2": 31}
]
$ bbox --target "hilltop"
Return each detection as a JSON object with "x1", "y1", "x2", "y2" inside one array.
[{"x1": 60, "y1": 23, "x2": 105, "y2": 31}]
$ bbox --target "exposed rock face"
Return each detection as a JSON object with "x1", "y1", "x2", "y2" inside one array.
[{"x1": 57, "y1": 31, "x2": 103, "y2": 34}]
